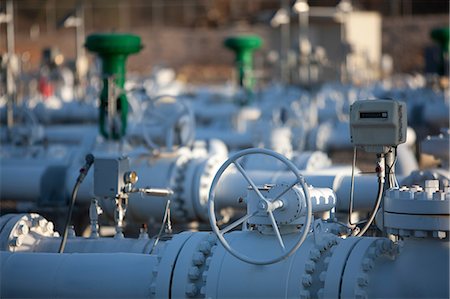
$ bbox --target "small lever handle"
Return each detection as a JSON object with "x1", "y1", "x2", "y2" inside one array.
[{"x1": 138, "y1": 187, "x2": 174, "y2": 197}]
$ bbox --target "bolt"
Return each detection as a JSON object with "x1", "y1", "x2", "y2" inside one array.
[
  {"x1": 357, "y1": 274, "x2": 369, "y2": 286},
  {"x1": 207, "y1": 234, "x2": 217, "y2": 244},
  {"x1": 152, "y1": 266, "x2": 159, "y2": 275},
  {"x1": 319, "y1": 271, "x2": 327, "y2": 282},
  {"x1": 16, "y1": 224, "x2": 29, "y2": 236},
  {"x1": 304, "y1": 261, "x2": 315, "y2": 274},
  {"x1": 205, "y1": 257, "x2": 212, "y2": 266},
  {"x1": 410, "y1": 185, "x2": 423, "y2": 192},
  {"x1": 149, "y1": 283, "x2": 156, "y2": 295},
  {"x1": 46, "y1": 222, "x2": 54, "y2": 233},
  {"x1": 9, "y1": 236, "x2": 23, "y2": 247},
  {"x1": 433, "y1": 231, "x2": 447, "y2": 239},
  {"x1": 362, "y1": 258, "x2": 374, "y2": 271},
  {"x1": 302, "y1": 274, "x2": 312, "y2": 287},
  {"x1": 38, "y1": 218, "x2": 47, "y2": 228},
  {"x1": 188, "y1": 266, "x2": 200, "y2": 280},
  {"x1": 199, "y1": 241, "x2": 211, "y2": 254},
  {"x1": 202, "y1": 272, "x2": 208, "y2": 283},
  {"x1": 309, "y1": 249, "x2": 320, "y2": 261},
  {"x1": 193, "y1": 252, "x2": 205, "y2": 266},
  {"x1": 185, "y1": 283, "x2": 198, "y2": 297}
]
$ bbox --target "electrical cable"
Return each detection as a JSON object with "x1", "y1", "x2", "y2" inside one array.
[
  {"x1": 354, "y1": 153, "x2": 385, "y2": 237},
  {"x1": 390, "y1": 147, "x2": 399, "y2": 188},
  {"x1": 355, "y1": 177, "x2": 385, "y2": 236},
  {"x1": 150, "y1": 199, "x2": 171, "y2": 254},
  {"x1": 384, "y1": 147, "x2": 398, "y2": 189},
  {"x1": 58, "y1": 154, "x2": 94, "y2": 253},
  {"x1": 347, "y1": 146, "x2": 357, "y2": 226}
]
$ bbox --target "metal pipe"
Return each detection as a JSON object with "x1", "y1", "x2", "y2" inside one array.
[{"x1": 0, "y1": 251, "x2": 158, "y2": 298}]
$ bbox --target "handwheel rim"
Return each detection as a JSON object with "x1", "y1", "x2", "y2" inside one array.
[{"x1": 208, "y1": 148, "x2": 312, "y2": 265}]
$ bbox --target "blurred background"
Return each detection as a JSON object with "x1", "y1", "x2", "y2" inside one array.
[{"x1": 1, "y1": 0, "x2": 449, "y2": 85}]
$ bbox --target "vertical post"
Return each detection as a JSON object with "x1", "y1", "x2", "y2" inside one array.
[
  {"x1": 337, "y1": 0, "x2": 353, "y2": 83},
  {"x1": 75, "y1": 2, "x2": 87, "y2": 100},
  {"x1": 294, "y1": 0, "x2": 310, "y2": 86},
  {"x1": 280, "y1": 0, "x2": 290, "y2": 85},
  {"x1": 6, "y1": 0, "x2": 15, "y2": 132},
  {"x1": 75, "y1": 3, "x2": 86, "y2": 62}
]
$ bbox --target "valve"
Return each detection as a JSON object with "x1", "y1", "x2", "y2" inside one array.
[
  {"x1": 430, "y1": 27, "x2": 449, "y2": 76},
  {"x1": 208, "y1": 148, "x2": 312, "y2": 265},
  {"x1": 224, "y1": 35, "x2": 262, "y2": 101},
  {"x1": 85, "y1": 33, "x2": 143, "y2": 139}
]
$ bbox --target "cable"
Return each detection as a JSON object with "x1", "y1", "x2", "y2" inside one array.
[
  {"x1": 149, "y1": 199, "x2": 171, "y2": 254},
  {"x1": 390, "y1": 147, "x2": 399, "y2": 188},
  {"x1": 58, "y1": 154, "x2": 94, "y2": 253},
  {"x1": 355, "y1": 177, "x2": 385, "y2": 236},
  {"x1": 354, "y1": 153, "x2": 385, "y2": 237},
  {"x1": 347, "y1": 146, "x2": 357, "y2": 226},
  {"x1": 384, "y1": 147, "x2": 398, "y2": 189}
]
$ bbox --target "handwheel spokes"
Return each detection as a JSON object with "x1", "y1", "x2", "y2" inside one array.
[
  {"x1": 268, "y1": 210, "x2": 286, "y2": 251},
  {"x1": 166, "y1": 128, "x2": 174, "y2": 151},
  {"x1": 233, "y1": 161, "x2": 267, "y2": 202},
  {"x1": 219, "y1": 211, "x2": 258, "y2": 235},
  {"x1": 272, "y1": 179, "x2": 300, "y2": 203},
  {"x1": 208, "y1": 148, "x2": 312, "y2": 265}
]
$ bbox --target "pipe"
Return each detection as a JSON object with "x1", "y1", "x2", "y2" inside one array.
[
  {"x1": 0, "y1": 251, "x2": 158, "y2": 298},
  {"x1": 214, "y1": 169, "x2": 382, "y2": 213},
  {"x1": 366, "y1": 238, "x2": 449, "y2": 298}
]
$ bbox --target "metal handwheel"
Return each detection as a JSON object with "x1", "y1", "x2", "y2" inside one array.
[
  {"x1": 141, "y1": 95, "x2": 195, "y2": 151},
  {"x1": 208, "y1": 148, "x2": 312, "y2": 265}
]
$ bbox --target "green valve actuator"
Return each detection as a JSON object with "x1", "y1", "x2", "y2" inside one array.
[
  {"x1": 85, "y1": 33, "x2": 142, "y2": 139},
  {"x1": 430, "y1": 27, "x2": 449, "y2": 76},
  {"x1": 224, "y1": 35, "x2": 262, "y2": 97}
]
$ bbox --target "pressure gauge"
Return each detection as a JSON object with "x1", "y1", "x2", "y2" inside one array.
[{"x1": 124, "y1": 171, "x2": 138, "y2": 185}]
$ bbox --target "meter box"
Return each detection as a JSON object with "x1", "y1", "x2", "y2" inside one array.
[
  {"x1": 350, "y1": 99, "x2": 407, "y2": 152},
  {"x1": 94, "y1": 157, "x2": 130, "y2": 198}
]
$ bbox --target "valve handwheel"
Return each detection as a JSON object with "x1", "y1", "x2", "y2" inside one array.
[
  {"x1": 208, "y1": 148, "x2": 312, "y2": 265},
  {"x1": 141, "y1": 95, "x2": 195, "y2": 152}
]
